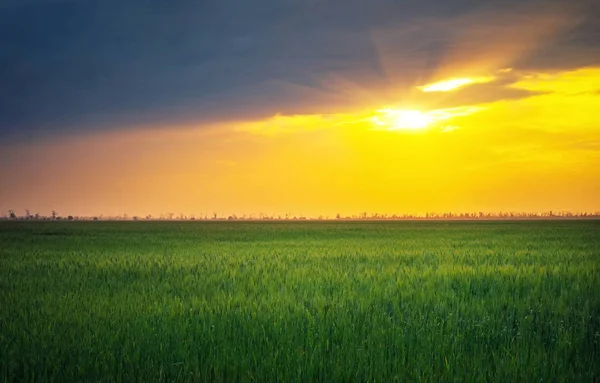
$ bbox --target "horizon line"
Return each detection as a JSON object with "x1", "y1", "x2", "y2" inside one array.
[{"x1": 2, "y1": 211, "x2": 600, "y2": 222}]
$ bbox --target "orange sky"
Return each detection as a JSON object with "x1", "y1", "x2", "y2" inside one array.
[
  {"x1": 2, "y1": 65, "x2": 599, "y2": 218},
  {"x1": 1, "y1": 5, "x2": 599, "y2": 218}
]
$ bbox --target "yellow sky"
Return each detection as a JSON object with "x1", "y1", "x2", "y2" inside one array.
[{"x1": 1, "y1": 66, "x2": 599, "y2": 218}]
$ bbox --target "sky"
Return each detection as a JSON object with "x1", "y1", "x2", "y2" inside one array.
[{"x1": 1, "y1": 0, "x2": 599, "y2": 218}]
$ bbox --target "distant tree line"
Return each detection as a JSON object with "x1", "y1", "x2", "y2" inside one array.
[{"x1": 1, "y1": 209, "x2": 599, "y2": 221}]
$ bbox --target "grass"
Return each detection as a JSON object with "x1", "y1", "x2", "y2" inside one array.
[{"x1": 0, "y1": 220, "x2": 598, "y2": 382}]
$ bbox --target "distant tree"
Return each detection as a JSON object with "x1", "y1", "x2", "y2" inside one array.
[
  {"x1": 167, "y1": 212, "x2": 175, "y2": 220},
  {"x1": 9, "y1": 210, "x2": 16, "y2": 219},
  {"x1": 51, "y1": 211, "x2": 57, "y2": 220},
  {"x1": 25, "y1": 209, "x2": 32, "y2": 220},
  {"x1": 67, "y1": 215, "x2": 74, "y2": 221}
]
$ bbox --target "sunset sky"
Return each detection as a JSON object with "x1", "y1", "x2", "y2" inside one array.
[{"x1": 1, "y1": 0, "x2": 599, "y2": 218}]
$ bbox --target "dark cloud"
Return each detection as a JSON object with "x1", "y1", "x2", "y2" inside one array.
[{"x1": 1, "y1": 0, "x2": 598, "y2": 141}]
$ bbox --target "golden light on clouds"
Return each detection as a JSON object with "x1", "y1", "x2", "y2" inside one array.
[
  {"x1": 418, "y1": 76, "x2": 495, "y2": 92},
  {"x1": 510, "y1": 67, "x2": 600, "y2": 95}
]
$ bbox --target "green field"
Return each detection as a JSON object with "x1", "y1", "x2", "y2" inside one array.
[{"x1": 1, "y1": 221, "x2": 598, "y2": 382}]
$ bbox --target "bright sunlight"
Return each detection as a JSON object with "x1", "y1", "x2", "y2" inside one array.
[
  {"x1": 419, "y1": 76, "x2": 494, "y2": 92},
  {"x1": 372, "y1": 109, "x2": 433, "y2": 130},
  {"x1": 369, "y1": 106, "x2": 483, "y2": 131}
]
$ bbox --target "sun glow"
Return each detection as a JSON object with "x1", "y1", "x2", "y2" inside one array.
[
  {"x1": 419, "y1": 76, "x2": 495, "y2": 92},
  {"x1": 3, "y1": 67, "x2": 600, "y2": 218},
  {"x1": 234, "y1": 104, "x2": 487, "y2": 135},
  {"x1": 370, "y1": 106, "x2": 484, "y2": 131},
  {"x1": 372, "y1": 109, "x2": 433, "y2": 130}
]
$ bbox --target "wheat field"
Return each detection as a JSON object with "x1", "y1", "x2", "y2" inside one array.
[{"x1": 1, "y1": 221, "x2": 598, "y2": 381}]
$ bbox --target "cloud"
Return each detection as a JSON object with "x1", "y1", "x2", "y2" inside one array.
[
  {"x1": 409, "y1": 80, "x2": 548, "y2": 110},
  {"x1": 1, "y1": 0, "x2": 599, "y2": 142},
  {"x1": 510, "y1": 67, "x2": 600, "y2": 94},
  {"x1": 193, "y1": 64, "x2": 600, "y2": 139}
]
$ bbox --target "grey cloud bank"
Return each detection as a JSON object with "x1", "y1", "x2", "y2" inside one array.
[{"x1": 1, "y1": 0, "x2": 598, "y2": 141}]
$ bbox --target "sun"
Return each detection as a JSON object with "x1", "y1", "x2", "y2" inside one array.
[
  {"x1": 372, "y1": 109, "x2": 433, "y2": 130},
  {"x1": 368, "y1": 105, "x2": 485, "y2": 132},
  {"x1": 392, "y1": 110, "x2": 433, "y2": 129}
]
